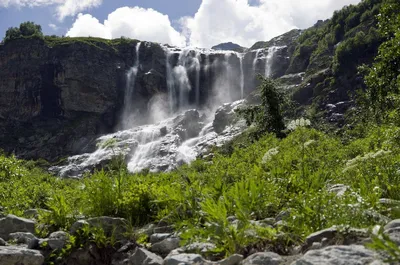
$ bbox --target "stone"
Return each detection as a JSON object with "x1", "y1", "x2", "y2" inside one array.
[
  {"x1": 70, "y1": 220, "x2": 90, "y2": 235},
  {"x1": 48, "y1": 231, "x2": 69, "y2": 250},
  {"x1": 0, "y1": 237, "x2": 6, "y2": 246},
  {"x1": 8, "y1": 232, "x2": 37, "y2": 244},
  {"x1": 150, "y1": 238, "x2": 180, "y2": 255},
  {"x1": 219, "y1": 254, "x2": 243, "y2": 265},
  {"x1": 0, "y1": 246, "x2": 44, "y2": 265},
  {"x1": 164, "y1": 253, "x2": 206, "y2": 265},
  {"x1": 305, "y1": 227, "x2": 338, "y2": 248},
  {"x1": 241, "y1": 252, "x2": 282, "y2": 265},
  {"x1": 87, "y1": 217, "x2": 129, "y2": 239},
  {"x1": 129, "y1": 247, "x2": 163, "y2": 265},
  {"x1": 154, "y1": 225, "x2": 174, "y2": 234},
  {"x1": 184, "y1": 242, "x2": 217, "y2": 254},
  {"x1": 291, "y1": 245, "x2": 385, "y2": 265},
  {"x1": 0, "y1": 214, "x2": 35, "y2": 240},
  {"x1": 27, "y1": 238, "x2": 40, "y2": 250},
  {"x1": 149, "y1": 233, "x2": 172, "y2": 244},
  {"x1": 384, "y1": 219, "x2": 400, "y2": 231}
]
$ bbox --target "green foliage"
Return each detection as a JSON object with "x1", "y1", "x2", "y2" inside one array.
[
  {"x1": 4, "y1": 21, "x2": 43, "y2": 43},
  {"x1": 362, "y1": 0, "x2": 400, "y2": 120},
  {"x1": 237, "y1": 77, "x2": 285, "y2": 139}
]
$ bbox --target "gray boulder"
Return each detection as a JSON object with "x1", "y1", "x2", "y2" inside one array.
[
  {"x1": 129, "y1": 247, "x2": 163, "y2": 265},
  {"x1": 8, "y1": 232, "x2": 37, "y2": 244},
  {"x1": 149, "y1": 233, "x2": 172, "y2": 244},
  {"x1": 241, "y1": 252, "x2": 282, "y2": 265},
  {"x1": 164, "y1": 253, "x2": 206, "y2": 265},
  {"x1": 0, "y1": 215, "x2": 35, "y2": 240},
  {"x1": 305, "y1": 227, "x2": 338, "y2": 249},
  {"x1": 150, "y1": 238, "x2": 180, "y2": 255},
  {"x1": 48, "y1": 231, "x2": 69, "y2": 250},
  {"x1": 70, "y1": 220, "x2": 89, "y2": 235},
  {"x1": 0, "y1": 246, "x2": 44, "y2": 265},
  {"x1": 291, "y1": 245, "x2": 385, "y2": 265}
]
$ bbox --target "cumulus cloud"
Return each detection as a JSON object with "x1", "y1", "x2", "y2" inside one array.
[
  {"x1": 66, "y1": 7, "x2": 187, "y2": 47},
  {"x1": 183, "y1": 0, "x2": 362, "y2": 48},
  {"x1": 48, "y1": 23, "x2": 59, "y2": 31},
  {"x1": 0, "y1": 0, "x2": 102, "y2": 20}
]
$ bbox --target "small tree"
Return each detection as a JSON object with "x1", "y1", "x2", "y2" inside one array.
[
  {"x1": 237, "y1": 76, "x2": 286, "y2": 139},
  {"x1": 4, "y1": 21, "x2": 43, "y2": 43}
]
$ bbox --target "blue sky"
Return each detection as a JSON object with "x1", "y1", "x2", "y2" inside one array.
[{"x1": 0, "y1": 0, "x2": 362, "y2": 48}]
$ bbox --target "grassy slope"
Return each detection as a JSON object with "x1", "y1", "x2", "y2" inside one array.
[{"x1": 1, "y1": 123, "x2": 400, "y2": 255}]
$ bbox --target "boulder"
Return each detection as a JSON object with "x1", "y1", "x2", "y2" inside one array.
[
  {"x1": 149, "y1": 233, "x2": 172, "y2": 244},
  {"x1": 291, "y1": 245, "x2": 384, "y2": 265},
  {"x1": 129, "y1": 247, "x2": 163, "y2": 265},
  {"x1": 164, "y1": 253, "x2": 206, "y2": 265},
  {"x1": 0, "y1": 237, "x2": 6, "y2": 246},
  {"x1": 70, "y1": 220, "x2": 90, "y2": 235},
  {"x1": 0, "y1": 215, "x2": 35, "y2": 240},
  {"x1": 87, "y1": 217, "x2": 128, "y2": 239},
  {"x1": 48, "y1": 231, "x2": 69, "y2": 250},
  {"x1": 241, "y1": 252, "x2": 282, "y2": 265},
  {"x1": 0, "y1": 246, "x2": 44, "y2": 265},
  {"x1": 305, "y1": 227, "x2": 338, "y2": 249},
  {"x1": 8, "y1": 232, "x2": 37, "y2": 245},
  {"x1": 150, "y1": 238, "x2": 180, "y2": 255}
]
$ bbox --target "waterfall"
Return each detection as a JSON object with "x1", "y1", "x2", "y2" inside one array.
[
  {"x1": 239, "y1": 54, "x2": 244, "y2": 99},
  {"x1": 122, "y1": 42, "x2": 141, "y2": 128},
  {"x1": 252, "y1": 49, "x2": 262, "y2": 76},
  {"x1": 265, "y1": 46, "x2": 279, "y2": 78},
  {"x1": 194, "y1": 51, "x2": 201, "y2": 106}
]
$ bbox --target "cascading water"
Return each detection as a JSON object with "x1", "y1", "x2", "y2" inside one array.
[
  {"x1": 121, "y1": 42, "x2": 141, "y2": 129},
  {"x1": 51, "y1": 43, "x2": 285, "y2": 178},
  {"x1": 252, "y1": 49, "x2": 262, "y2": 76},
  {"x1": 239, "y1": 54, "x2": 244, "y2": 99},
  {"x1": 265, "y1": 46, "x2": 280, "y2": 78}
]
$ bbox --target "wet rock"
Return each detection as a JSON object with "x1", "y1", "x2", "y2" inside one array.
[
  {"x1": 0, "y1": 215, "x2": 35, "y2": 240},
  {"x1": 129, "y1": 247, "x2": 163, "y2": 265},
  {"x1": 291, "y1": 245, "x2": 384, "y2": 265},
  {"x1": 8, "y1": 232, "x2": 37, "y2": 245},
  {"x1": 241, "y1": 252, "x2": 282, "y2": 265},
  {"x1": 150, "y1": 238, "x2": 180, "y2": 256},
  {"x1": 0, "y1": 246, "x2": 44, "y2": 265},
  {"x1": 48, "y1": 231, "x2": 69, "y2": 250},
  {"x1": 213, "y1": 101, "x2": 244, "y2": 134}
]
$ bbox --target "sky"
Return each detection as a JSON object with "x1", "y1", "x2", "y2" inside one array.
[{"x1": 0, "y1": 0, "x2": 362, "y2": 48}]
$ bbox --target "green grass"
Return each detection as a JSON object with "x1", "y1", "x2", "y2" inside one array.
[{"x1": 1, "y1": 123, "x2": 400, "y2": 256}]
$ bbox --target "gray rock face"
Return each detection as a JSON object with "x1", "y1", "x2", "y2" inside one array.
[
  {"x1": 241, "y1": 252, "x2": 282, "y2": 265},
  {"x1": 0, "y1": 246, "x2": 44, "y2": 265},
  {"x1": 0, "y1": 215, "x2": 35, "y2": 240},
  {"x1": 291, "y1": 245, "x2": 384, "y2": 265},
  {"x1": 150, "y1": 238, "x2": 180, "y2": 256},
  {"x1": 8, "y1": 232, "x2": 37, "y2": 244},
  {"x1": 129, "y1": 247, "x2": 163, "y2": 265},
  {"x1": 213, "y1": 101, "x2": 244, "y2": 134},
  {"x1": 48, "y1": 231, "x2": 69, "y2": 250}
]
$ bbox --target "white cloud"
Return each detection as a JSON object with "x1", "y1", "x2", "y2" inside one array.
[
  {"x1": 48, "y1": 23, "x2": 59, "y2": 31},
  {"x1": 66, "y1": 7, "x2": 187, "y2": 47},
  {"x1": 183, "y1": 0, "x2": 362, "y2": 48},
  {"x1": 0, "y1": 0, "x2": 102, "y2": 20}
]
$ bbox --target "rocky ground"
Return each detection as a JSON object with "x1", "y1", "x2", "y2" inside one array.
[{"x1": 1, "y1": 209, "x2": 398, "y2": 265}]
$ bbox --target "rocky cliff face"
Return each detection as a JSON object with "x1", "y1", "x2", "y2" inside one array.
[{"x1": 0, "y1": 33, "x2": 302, "y2": 162}]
